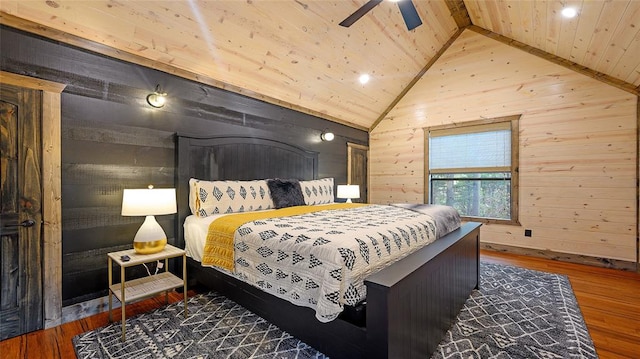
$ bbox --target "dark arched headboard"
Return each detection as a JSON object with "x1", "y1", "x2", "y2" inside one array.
[{"x1": 175, "y1": 134, "x2": 319, "y2": 248}]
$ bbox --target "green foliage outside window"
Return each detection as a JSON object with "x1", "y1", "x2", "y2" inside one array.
[{"x1": 431, "y1": 172, "x2": 511, "y2": 220}]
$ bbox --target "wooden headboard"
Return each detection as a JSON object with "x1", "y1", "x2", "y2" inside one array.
[{"x1": 175, "y1": 134, "x2": 319, "y2": 248}]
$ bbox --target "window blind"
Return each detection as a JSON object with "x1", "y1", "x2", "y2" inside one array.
[{"x1": 429, "y1": 126, "x2": 511, "y2": 172}]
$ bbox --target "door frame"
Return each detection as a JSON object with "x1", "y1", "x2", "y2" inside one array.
[
  {"x1": 347, "y1": 142, "x2": 369, "y2": 203},
  {"x1": 0, "y1": 71, "x2": 65, "y2": 329}
]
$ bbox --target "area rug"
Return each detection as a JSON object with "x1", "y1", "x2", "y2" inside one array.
[
  {"x1": 432, "y1": 263, "x2": 597, "y2": 359},
  {"x1": 73, "y1": 263, "x2": 597, "y2": 358}
]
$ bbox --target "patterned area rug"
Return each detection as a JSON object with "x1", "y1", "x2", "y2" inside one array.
[
  {"x1": 433, "y1": 263, "x2": 597, "y2": 358},
  {"x1": 73, "y1": 263, "x2": 597, "y2": 358}
]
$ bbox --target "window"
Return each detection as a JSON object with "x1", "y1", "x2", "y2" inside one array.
[{"x1": 425, "y1": 116, "x2": 519, "y2": 224}]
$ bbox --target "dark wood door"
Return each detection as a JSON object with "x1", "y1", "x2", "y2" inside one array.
[
  {"x1": 0, "y1": 83, "x2": 43, "y2": 340},
  {"x1": 348, "y1": 143, "x2": 368, "y2": 203}
]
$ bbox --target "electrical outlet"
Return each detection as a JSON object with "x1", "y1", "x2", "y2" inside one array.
[{"x1": 524, "y1": 229, "x2": 532, "y2": 237}]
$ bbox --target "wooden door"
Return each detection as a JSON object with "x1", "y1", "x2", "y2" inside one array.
[
  {"x1": 0, "y1": 83, "x2": 43, "y2": 340},
  {"x1": 347, "y1": 143, "x2": 368, "y2": 203}
]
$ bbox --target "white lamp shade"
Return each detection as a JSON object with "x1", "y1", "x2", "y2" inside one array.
[
  {"x1": 121, "y1": 188, "x2": 177, "y2": 216},
  {"x1": 337, "y1": 185, "x2": 360, "y2": 203}
]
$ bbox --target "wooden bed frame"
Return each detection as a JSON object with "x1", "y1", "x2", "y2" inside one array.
[{"x1": 175, "y1": 134, "x2": 481, "y2": 359}]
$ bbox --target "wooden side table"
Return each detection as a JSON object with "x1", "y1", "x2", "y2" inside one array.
[{"x1": 107, "y1": 244, "x2": 187, "y2": 341}]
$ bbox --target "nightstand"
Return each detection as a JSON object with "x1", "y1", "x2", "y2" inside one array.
[{"x1": 107, "y1": 244, "x2": 187, "y2": 341}]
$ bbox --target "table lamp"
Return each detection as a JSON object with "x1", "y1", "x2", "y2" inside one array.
[
  {"x1": 121, "y1": 185, "x2": 176, "y2": 254},
  {"x1": 337, "y1": 184, "x2": 360, "y2": 203}
]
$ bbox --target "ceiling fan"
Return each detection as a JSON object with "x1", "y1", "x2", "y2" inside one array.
[{"x1": 339, "y1": 0, "x2": 423, "y2": 31}]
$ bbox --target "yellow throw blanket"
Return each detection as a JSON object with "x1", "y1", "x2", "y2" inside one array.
[{"x1": 202, "y1": 203, "x2": 367, "y2": 270}]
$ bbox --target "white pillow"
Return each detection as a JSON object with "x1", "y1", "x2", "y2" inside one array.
[
  {"x1": 299, "y1": 178, "x2": 334, "y2": 205},
  {"x1": 189, "y1": 178, "x2": 273, "y2": 216}
]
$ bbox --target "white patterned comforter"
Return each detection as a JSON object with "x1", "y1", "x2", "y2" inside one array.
[{"x1": 229, "y1": 204, "x2": 438, "y2": 322}]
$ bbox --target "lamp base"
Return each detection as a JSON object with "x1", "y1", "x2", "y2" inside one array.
[
  {"x1": 134, "y1": 238, "x2": 167, "y2": 254},
  {"x1": 132, "y1": 216, "x2": 168, "y2": 254}
]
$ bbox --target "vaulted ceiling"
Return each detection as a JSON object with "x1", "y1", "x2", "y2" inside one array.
[{"x1": 1, "y1": 1, "x2": 638, "y2": 131}]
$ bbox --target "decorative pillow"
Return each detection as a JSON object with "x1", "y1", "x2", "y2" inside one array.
[
  {"x1": 267, "y1": 179, "x2": 306, "y2": 209},
  {"x1": 299, "y1": 178, "x2": 335, "y2": 205},
  {"x1": 189, "y1": 178, "x2": 272, "y2": 217}
]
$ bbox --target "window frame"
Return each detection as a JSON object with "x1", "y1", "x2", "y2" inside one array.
[{"x1": 424, "y1": 115, "x2": 520, "y2": 225}]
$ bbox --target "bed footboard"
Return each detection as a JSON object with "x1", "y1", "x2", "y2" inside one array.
[{"x1": 365, "y1": 222, "x2": 481, "y2": 358}]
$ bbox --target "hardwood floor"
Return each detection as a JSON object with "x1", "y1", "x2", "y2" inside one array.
[
  {"x1": 1, "y1": 250, "x2": 638, "y2": 358},
  {"x1": 0, "y1": 290, "x2": 198, "y2": 359}
]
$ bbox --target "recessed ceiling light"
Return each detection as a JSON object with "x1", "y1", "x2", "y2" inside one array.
[
  {"x1": 561, "y1": 7, "x2": 577, "y2": 18},
  {"x1": 359, "y1": 73, "x2": 370, "y2": 84}
]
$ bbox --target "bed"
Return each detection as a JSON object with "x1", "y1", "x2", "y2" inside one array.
[{"x1": 175, "y1": 134, "x2": 481, "y2": 359}]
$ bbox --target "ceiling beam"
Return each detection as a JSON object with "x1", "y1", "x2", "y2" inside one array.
[
  {"x1": 369, "y1": 27, "x2": 466, "y2": 132},
  {"x1": 369, "y1": 1, "x2": 471, "y2": 132},
  {"x1": 444, "y1": 0, "x2": 472, "y2": 28},
  {"x1": 468, "y1": 25, "x2": 639, "y2": 97}
]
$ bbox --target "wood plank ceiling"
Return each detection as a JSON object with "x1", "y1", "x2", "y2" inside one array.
[{"x1": 0, "y1": 1, "x2": 638, "y2": 130}]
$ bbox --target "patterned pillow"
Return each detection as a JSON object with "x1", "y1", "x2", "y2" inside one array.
[
  {"x1": 189, "y1": 178, "x2": 273, "y2": 216},
  {"x1": 299, "y1": 178, "x2": 335, "y2": 205}
]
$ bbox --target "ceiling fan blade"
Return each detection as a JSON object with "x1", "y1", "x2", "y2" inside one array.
[
  {"x1": 339, "y1": 0, "x2": 384, "y2": 27},
  {"x1": 397, "y1": 0, "x2": 422, "y2": 30}
]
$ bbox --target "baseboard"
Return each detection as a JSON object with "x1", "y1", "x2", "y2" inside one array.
[
  {"x1": 61, "y1": 295, "x2": 121, "y2": 325},
  {"x1": 481, "y1": 242, "x2": 638, "y2": 272}
]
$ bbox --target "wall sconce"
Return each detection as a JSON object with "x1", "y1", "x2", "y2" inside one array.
[
  {"x1": 146, "y1": 84, "x2": 167, "y2": 108},
  {"x1": 320, "y1": 131, "x2": 335, "y2": 141}
]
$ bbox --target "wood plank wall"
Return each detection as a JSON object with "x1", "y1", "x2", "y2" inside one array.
[
  {"x1": 0, "y1": 26, "x2": 368, "y2": 306},
  {"x1": 370, "y1": 29, "x2": 638, "y2": 265}
]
